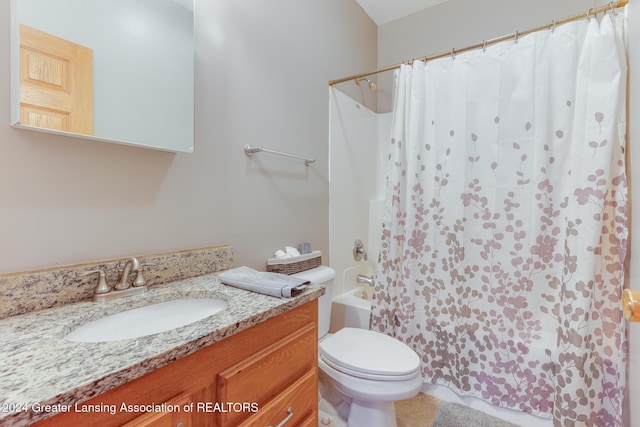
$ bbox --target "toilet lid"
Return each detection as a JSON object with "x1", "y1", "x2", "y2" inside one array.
[{"x1": 319, "y1": 328, "x2": 420, "y2": 380}]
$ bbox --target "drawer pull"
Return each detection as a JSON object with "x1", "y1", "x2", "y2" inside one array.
[{"x1": 268, "y1": 406, "x2": 293, "y2": 427}]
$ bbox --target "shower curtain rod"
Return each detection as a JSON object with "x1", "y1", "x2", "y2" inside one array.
[{"x1": 328, "y1": 0, "x2": 628, "y2": 86}]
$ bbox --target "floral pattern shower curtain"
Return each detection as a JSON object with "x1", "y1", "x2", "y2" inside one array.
[{"x1": 370, "y1": 13, "x2": 628, "y2": 426}]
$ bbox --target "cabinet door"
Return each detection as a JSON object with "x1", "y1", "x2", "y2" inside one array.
[{"x1": 121, "y1": 393, "x2": 193, "y2": 427}]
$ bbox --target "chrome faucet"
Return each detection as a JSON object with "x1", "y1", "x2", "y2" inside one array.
[{"x1": 356, "y1": 274, "x2": 375, "y2": 287}]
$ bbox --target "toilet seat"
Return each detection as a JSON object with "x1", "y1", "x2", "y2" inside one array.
[{"x1": 319, "y1": 328, "x2": 420, "y2": 381}]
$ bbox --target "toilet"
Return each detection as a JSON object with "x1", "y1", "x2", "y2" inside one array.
[{"x1": 293, "y1": 266, "x2": 422, "y2": 427}]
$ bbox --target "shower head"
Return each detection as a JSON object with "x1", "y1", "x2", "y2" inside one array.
[{"x1": 356, "y1": 77, "x2": 377, "y2": 91}]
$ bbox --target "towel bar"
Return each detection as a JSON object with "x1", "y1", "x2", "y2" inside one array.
[{"x1": 244, "y1": 145, "x2": 315, "y2": 166}]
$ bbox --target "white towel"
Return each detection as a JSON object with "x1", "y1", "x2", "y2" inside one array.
[
  {"x1": 218, "y1": 267, "x2": 310, "y2": 298},
  {"x1": 285, "y1": 246, "x2": 301, "y2": 257}
]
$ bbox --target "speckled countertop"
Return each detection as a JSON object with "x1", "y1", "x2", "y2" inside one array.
[{"x1": 0, "y1": 273, "x2": 324, "y2": 427}]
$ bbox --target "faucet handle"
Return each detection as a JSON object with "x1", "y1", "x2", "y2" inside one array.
[
  {"x1": 132, "y1": 269, "x2": 147, "y2": 287},
  {"x1": 353, "y1": 239, "x2": 368, "y2": 261},
  {"x1": 132, "y1": 261, "x2": 159, "y2": 287},
  {"x1": 77, "y1": 270, "x2": 111, "y2": 295}
]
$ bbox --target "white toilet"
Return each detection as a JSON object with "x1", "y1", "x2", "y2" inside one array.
[{"x1": 293, "y1": 266, "x2": 422, "y2": 427}]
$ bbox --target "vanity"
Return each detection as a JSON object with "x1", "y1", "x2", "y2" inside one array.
[{"x1": 0, "y1": 246, "x2": 323, "y2": 427}]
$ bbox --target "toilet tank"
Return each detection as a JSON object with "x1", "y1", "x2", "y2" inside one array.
[{"x1": 292, "y1": 266, "x2": 335, "y2": 338}]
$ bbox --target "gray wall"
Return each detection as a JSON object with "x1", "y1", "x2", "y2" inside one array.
[{"x1": 0, "y1": 0, "x2": 377, "y2": 273}]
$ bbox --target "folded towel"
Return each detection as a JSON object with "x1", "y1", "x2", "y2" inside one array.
[{"x1": 218, "y1": 267, "x2": 310, "y2": 298}]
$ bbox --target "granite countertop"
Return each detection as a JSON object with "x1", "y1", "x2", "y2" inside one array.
[{"x1": 0, "y1": 273, "x2": 324, "y2": 427}]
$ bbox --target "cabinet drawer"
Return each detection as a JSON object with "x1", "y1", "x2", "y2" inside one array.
[
  {"x1": 218, "y1": 323, "x2": 316, "y2": 425},
  {"x1": 238, "y1": 369, "x2": 317, "y2": 427},
  {"x1": 121, "y1": 392, "x2": 193, "y2": 427}
]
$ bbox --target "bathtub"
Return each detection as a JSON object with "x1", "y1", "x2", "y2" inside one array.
[{"x1": 329, "y1": 285, "x2": 373, "y2": 332}]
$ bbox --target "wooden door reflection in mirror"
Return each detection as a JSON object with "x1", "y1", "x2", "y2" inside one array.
[{"x1": 20, "y1": 25, "x2": 93, "y2": 135}]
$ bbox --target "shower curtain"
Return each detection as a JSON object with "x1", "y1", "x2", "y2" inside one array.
[{"x1": 370, "y1": 12, "x2": 628, "y2": 426}]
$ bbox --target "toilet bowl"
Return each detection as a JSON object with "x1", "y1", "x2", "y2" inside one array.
[{"x1": 293, "y1": 267, "x2": 422, "y2": 427}]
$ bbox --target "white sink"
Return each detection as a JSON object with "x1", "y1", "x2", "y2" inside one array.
[{"x1": 64, "y1": 298, "x2": 228, "y2": 342}]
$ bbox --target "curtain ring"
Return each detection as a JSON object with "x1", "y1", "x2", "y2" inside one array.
[
  {"x1": 609, "y1": 1, "x2": 617, "y2": 15},
  {"x1": 550, "y1": 19, "x2": 556, "y2": 33},
  {"x1": 514, "y1": 30, "x2": 519, "y2": 43},
  {"x1": 587, "y1": 8, "x2": 594, "y2": 20},
  {"x1": 451, "y1": 48, "x2": 456, "y2": 59},
  {"x1": 482, "y1": 40, "x2": 487, "y2": 53}
]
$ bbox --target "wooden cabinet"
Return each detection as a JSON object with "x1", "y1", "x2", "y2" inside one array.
[{"x1": 33, "y1": 300, "x2": 318, "y2": 427}]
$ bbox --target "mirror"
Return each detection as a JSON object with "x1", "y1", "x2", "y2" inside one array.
[{"x1": 10, "y1": 0, "x2": 194, "y2": 153}]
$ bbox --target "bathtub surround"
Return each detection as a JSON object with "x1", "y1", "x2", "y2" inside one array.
[
  {"x1": 371, "y1": 12, "x2": 628, "y2": 426},
  {"x1": 328, "y1": 88, "x2": 392, "y2": 299},
  {"x1": 0, "y1": 245, "x2": 233, "y2": 320}
]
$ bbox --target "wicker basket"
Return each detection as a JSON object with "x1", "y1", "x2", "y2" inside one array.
[{"x1": 266, "y1": 251, "x2": 322, "y2": 275}]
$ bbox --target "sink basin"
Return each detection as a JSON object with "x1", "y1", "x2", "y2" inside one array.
[{"x1": 64, "y1": 298, "x2": 228, "y2": 342}]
